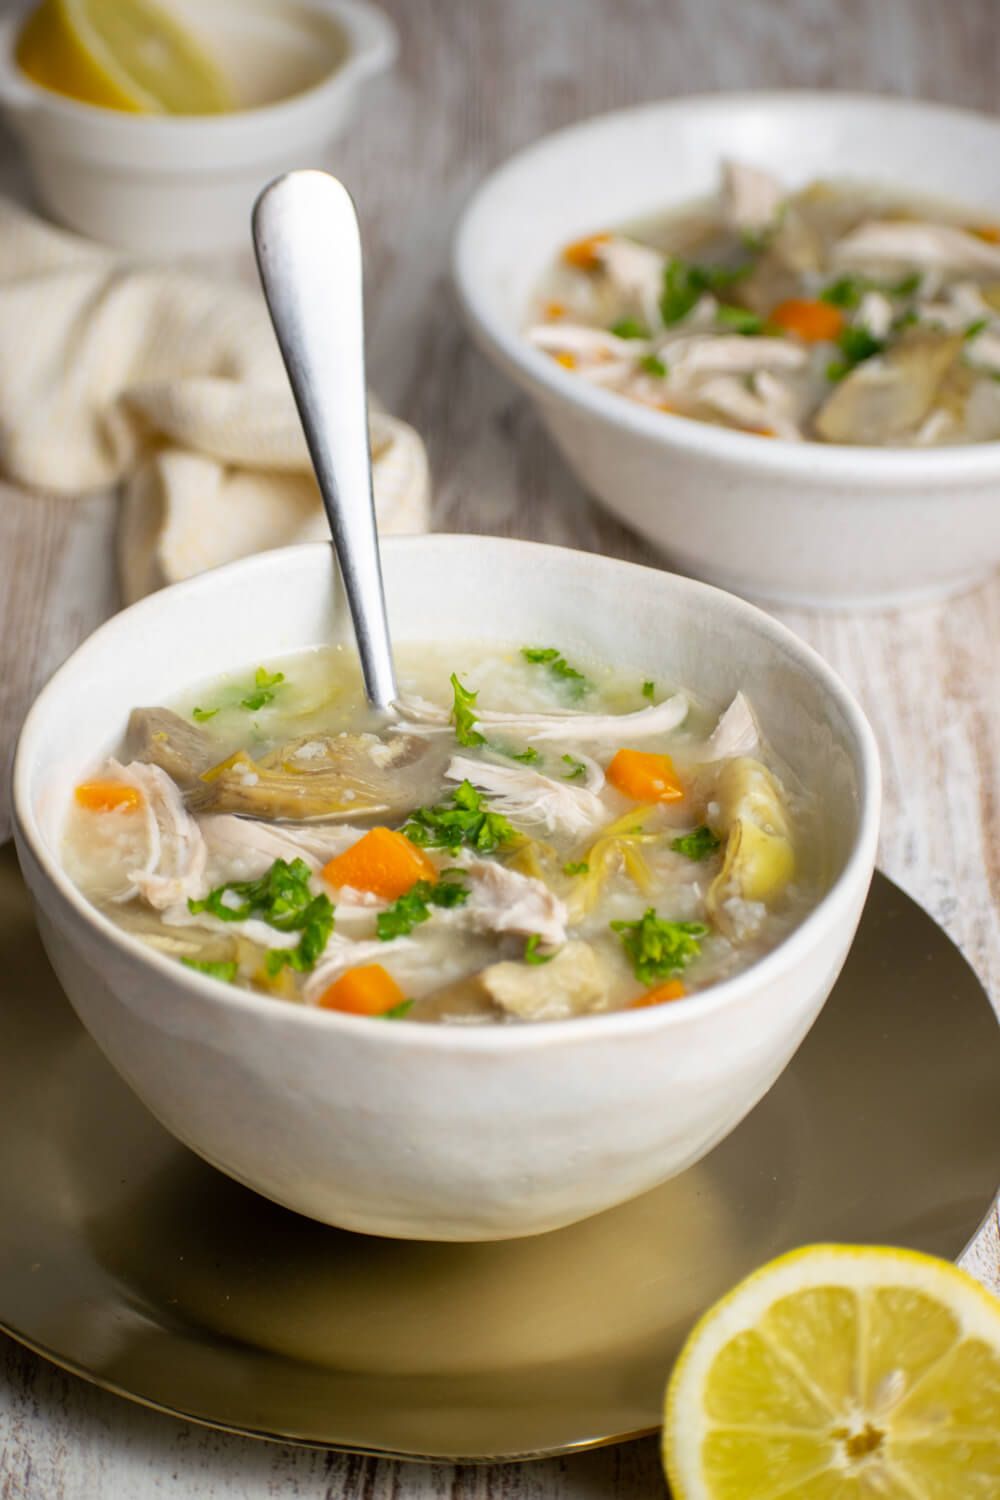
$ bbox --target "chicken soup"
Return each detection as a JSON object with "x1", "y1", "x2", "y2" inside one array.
[
  {"x1": 63, "y1": 643, "x2": 824, "y2": 1022},
  {"x1": 530, "y1": 162, "x2": 1000, "y2": 445}
]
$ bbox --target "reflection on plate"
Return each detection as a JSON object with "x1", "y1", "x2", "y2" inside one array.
[{"x1": 1, "y1": 845, "x2": 997, "y2": 1461}]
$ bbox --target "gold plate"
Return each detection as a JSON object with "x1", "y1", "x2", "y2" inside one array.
[{"x1": 1, "y1": 844, "x2": 998, "y2": 1462}]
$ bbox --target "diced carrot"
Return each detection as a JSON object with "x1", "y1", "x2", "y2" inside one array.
[
  {"x1": 971, "y1": 225, "x2": 1000, "y2": 244},
  {"x1": 769, "y1": 298, "x2": 845, "y2": 343},
  {"x1": 74, "y1": 780, "x2": 142, "y2": 813},
  {"x1": 544, "y1": 300, "x2": 567, "y2": 319},
  {"x1": 607, "y1": 748, "x2": 685, "y2": 804},
  {"x1": 321, "y1": 826, "x2": 437, "y2": 901},
  {"x1": 632, "y1": 979, "x2": 686, "y2": 1009},
  {"x1": 553, "y1": 351, "x2": 577, "y2": 369},
  {"x1": 749, "y1": 425, "x2": 776, "y2": 437},
  {"x1": 318, "y1": 964, "x2": 406, "y2": 1017},
  {"x1": 562, "y1": 232, "x2": 610, "y2": 271}
]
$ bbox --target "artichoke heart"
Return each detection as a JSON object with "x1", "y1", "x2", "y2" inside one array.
[
  {"x1": 706, "y1": 757, "x2": 795, "y2": 924},
  {"x1": 190, "y1": 732, "x2": 446, "y2": 822}
]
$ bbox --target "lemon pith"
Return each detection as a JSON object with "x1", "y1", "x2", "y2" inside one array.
[
  {"x1": 663, "y1": 1244, "x2": 1000, "y2": 1499},
  {"x1": 16, "y1": 0, "x2": 233, "y2": 115}
]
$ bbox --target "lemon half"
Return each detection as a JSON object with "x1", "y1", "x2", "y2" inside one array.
[
  {"x1": 17, "y1": 0, "x2": 233, "y2": 115},
  {"x1": 664, "y1": 1244, "x2": 1000, "y2": 1499}
]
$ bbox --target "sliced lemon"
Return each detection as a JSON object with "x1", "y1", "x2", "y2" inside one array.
[
  {"x1": 17, "y1": 0, "x2": 233, "y2": 115},
  {"x1": 664, "y1": 1244, "x2": 1000, "y2": 1499}
]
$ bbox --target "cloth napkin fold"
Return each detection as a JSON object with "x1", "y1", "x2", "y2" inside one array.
[{"x1": 0, "y1": 198, "x2": 429, "y2": 601}]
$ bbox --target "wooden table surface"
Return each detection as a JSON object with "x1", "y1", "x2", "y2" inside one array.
[{"x1": 2, "y1": 0, "x2": 999, "y2": 1493}]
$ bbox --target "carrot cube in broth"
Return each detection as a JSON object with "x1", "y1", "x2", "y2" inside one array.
[
  {"x1": 318, "y1": 964, "x2": 407, "y2": 1017},
  {"x1": 322, "y1": 826, "x2": 437, "y2": 901},
  {"x1": 75, "y1": 780, "x2": 142, "y2": 813},
  {"x1": 607, "y1": 749, "x2": 685, "y2": 804}
]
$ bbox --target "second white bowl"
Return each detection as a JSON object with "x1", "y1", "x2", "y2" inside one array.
[{"x1": 454, "y1": 92, "x2": 1000, "y2": 609}]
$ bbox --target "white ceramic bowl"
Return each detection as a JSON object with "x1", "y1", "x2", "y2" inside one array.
[
  {"x1": 0, "y1": 0, "x2": 396, "y2": 254},
  {"x1": 12, "y1": 537, "x2": 880, "y2": 1240},
  {"x1": 454, "y1": 92, "x2": 1000, "y2": 609}
]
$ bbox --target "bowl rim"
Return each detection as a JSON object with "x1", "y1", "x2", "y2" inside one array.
[
  {"x1": 12, "y1": 535, "x2": 882, "y2": 1050},
  {"x1": 0, "y1": 0, "x2": 397, "y2": 134},
  {"x1": 453, "y1": 88, "x2": 1000, "y2": 479}
]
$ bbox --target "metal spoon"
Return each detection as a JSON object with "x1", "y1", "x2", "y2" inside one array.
[{"x1": 252, "y1": 170, "x2": 398, "y2": 712}]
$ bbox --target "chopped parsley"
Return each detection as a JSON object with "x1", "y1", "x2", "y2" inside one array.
[
  {"x1": 660, "y1": 255, "x2": 754, "y2": 326},
  {"x1": 965, "y1": 317, "x2": 989, "y2": 340},
  {"x1": 521, "y1": 645, "x2": 590, "y2": 700},
  {"x1": 610, "y1": 317, "x2": 650, "y2": 339},
  {"x1": 562, "y1": 753, "x2": 587, "y2": 780},
  {"x1": 642, "y1": 680, "x2": 655, "y2": 700},
  {"x1": 671, "y1": 826, "x2": 722, "y2": 861},
  {"x1": 181, "y1": 957, "x2": 237, "y2": 982},
  {"x1": 524, "y1": 934, "x2": 557, "y2": 964},
  {"x1": 376, "y1": 875, "x2": 470, "y2": 941},
  {"x1": 891, "y1": 271, "x2": 922, "y2": 298},
  {"x1": 639, "y1": 353, "x2": 668, "y2": 377},
  {"x1": 403, "y1": 780, "x2": 517, "y2": 855},
  {"x1": 509, "y1": 745, "x2": 540, "y2": 764},
  {"x1": 716, "y1": 304, "x2": 764, "y2": 335},
  {"x1": 611, "y1": 909, "x2": 708, "y2": 984},
  {"x1": 826, "y1": 324, "x2": 885, "y2": 383},
  {"x1": 380, "y1": 999, "x2": 414, "y2": 1020},
  {"x1": 240, "y1": 666, "x2": 285, "y2": 712},
  {"x1": 450, "y1": 673, "x2": 486, "y2": 747},
  {"x1": 562, "y1": 860, "x2": 589, "y2": 876},
  {"x1": 820, "y1": 275, "x2": 867, "y2": 310},
  {"x1": 192, "y1": 706, "x2": 219, "y2": 722},
  {"x1": 187, "y1": 857, "x2": 333, "y2": 976}
]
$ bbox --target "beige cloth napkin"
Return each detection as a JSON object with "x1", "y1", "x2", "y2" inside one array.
[{"x1": 0, "y1": 198, "x2": 429, "y2": 601}]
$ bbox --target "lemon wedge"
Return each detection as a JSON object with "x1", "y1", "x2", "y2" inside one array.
[
  {"x1": 17, "y1": 0, "x2": 233, "y2": 115},
  {"x1": 664, "y1": 1244, "x2": 1000, "y2": 1499}
]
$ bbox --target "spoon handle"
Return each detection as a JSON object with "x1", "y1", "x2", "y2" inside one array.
[{"x1": 253, "y1": 171, "x2": 398, "y2": 711}]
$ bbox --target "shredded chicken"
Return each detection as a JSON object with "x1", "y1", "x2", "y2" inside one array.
[
  {"x1": 394, "y1": 691, "x2": 689, "y2": 743},
  {"x1": 593, "y1": 235, "x2": 667, "y2": 329},
  {"x1": 480, "y1": 940, "x2": 611, "y2": 1021},
  {"x1": 199, "y1": 814, "x2": 363, "y2": 880},
  {"x1": 452, "y1": 856, "x2": 569, "y2": 947},
  {"x1": 833, "y1": 220, "x2": 1000, "y2": 276},
  {"x1": 445, "y1": 755, "x2": 611, "y2": 839},
  {"x1": 721, "y1": 159, "x2": 784, "y2": 234},
  {"x1": 694, "y1": 373, "x2": 802, "y2": 439},
  {"x1": 304, "y1": 937, "x2": 418, "y2": 1004},
  {"x1": 814, "y1": 330, "x2": 962, "y2": 444},
  {"x1": 707, "y1": 693, "x2": 760, "y2": 760},
  {"x1": 110, "y1": 760, "x2": 208, "y2": 909},
  {"x1": 663, "y1": 334, "x2": 807, "y2": 381}
]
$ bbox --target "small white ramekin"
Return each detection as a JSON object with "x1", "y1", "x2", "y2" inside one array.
[
  {"x1": 0, "y1": 0, "x2": 397, "y2": 254},
  {"x1": 454, "y1": 93, "x2": 1000, "y2": 609}
]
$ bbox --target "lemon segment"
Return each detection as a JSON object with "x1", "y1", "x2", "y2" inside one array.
[
  {"x1": 664, "y1": 1244, "x2": 1000, "y2": 1500},
  {"x1": 16, "y1": 0, "x2": 233, "y2": 115}
]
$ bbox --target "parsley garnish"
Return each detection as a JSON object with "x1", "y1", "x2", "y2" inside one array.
[
  {"x1": 187, "y1": 857, "x2": 333, "y2": 976},
  {"x1": 562, "y1": 860, "x2": 589, "y2": 876},
  {"x1": 521, "y1": 646, "x2": 590, "y2": 700},
  {"x1": 892, "y1": 271, "x2": 922, "y2": 298},
  {"x1": 450, "y1": 673, "x2": 486, "y2": 747},
  {"x1": 240, "y1": 666, "x2": 285, "y2": 712},
  {"x1": 820, "y1": 275, "x2": 867, "y2": 310},
  {"x1": 965, "y1": 317, "x2": 988, "y2": 340},
  {"x1": 611, "y1": 909, "x2": 708, "y2": 984},
  {"x1": 376, "y1": 875, "x2": 469, "y2": 940},
  {"x1": 524, "y1": 934, "x2": 557, "y2": 964},
  {"x1": 380, "y1": 999, "x2": 415, "y2": 1020},
  {"x1": 610, "y1": 317, "x2": 650, "y2": 339},
  {"x1": 660, "y1": 256, "x2": 754, "y2": 326},
  {"x1": 192, "y1": 706, "x2": 219, "y2": 722},
  {"x1": 562, "y1": 753, "x2": 587, "y2": 780},
  {"x1": 403, "y1": 780, "x2": 517, "y2": 855},
  {"x1": 642, "y1": 680, "x2": 655, "y2": 700},
  {"x1": 716, "y1": 304, "x2": 764, "y2": 335},
  {"x1": 639, "y1": 353, "x2": 668, "y2": 377},
  {"x1": 671, "y1": 826, "x2": 722, "y2": 861},
  {"x1": 181, "y1": 957, "x2": 237, "y2": 982},
  {"x1": 510, "y1": 746, "x2": 540, "y2": 764},
  {"x1": 826, "y1": 324, "x2": 885, "y2": 382}
]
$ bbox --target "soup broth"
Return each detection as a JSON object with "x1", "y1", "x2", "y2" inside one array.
[
  {"x1": 63, "y1": 642, "x2": 824, "y2": 1023},
  {"x1": 530, "y1": 163, "x2": 1000, "y2": 446}
]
